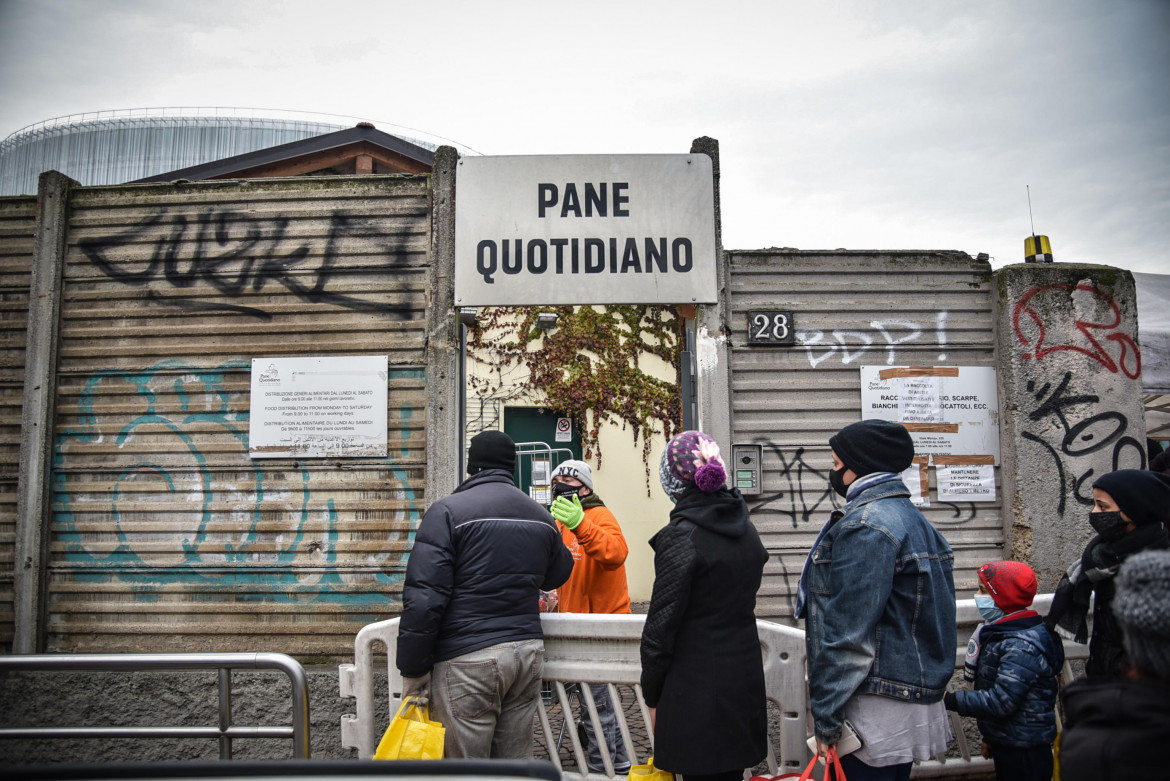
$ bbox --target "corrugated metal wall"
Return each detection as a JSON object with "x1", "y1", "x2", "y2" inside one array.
[
  {"x1": 0, "y1": 196, "x2": 37, "y2": 653},
  {"x1": 726, "y1": 251, "x2": 1001, "y2": 621},
  {"x1": 45, "y1": 177, "x2": 430, "y2": 655}
]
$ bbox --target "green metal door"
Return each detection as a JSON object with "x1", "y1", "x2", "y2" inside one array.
[{"x1": 503, "y1": 407, "x2": 582, "y2": 504}]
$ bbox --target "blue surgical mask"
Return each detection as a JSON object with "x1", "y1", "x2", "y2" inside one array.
[{"x1": 975, "y1": 593, "x2": 1004, "y2": 623}]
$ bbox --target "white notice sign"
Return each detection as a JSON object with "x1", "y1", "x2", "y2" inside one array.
[
  {"x1": 455, "y1": 155, "x2": 717, "y2": 306},
  {"x1": 860, "y1": 366, "x2": 1001, "y2": 464},
  {"x1": 937, "y1": 464, "x2": 997, "y2": 502},
  {"x1": 249, "y1": 356, "x2": 387, "y2": 458},
  {"x1": 898, "y1": 376, "x2": 943, "y2": 423}
]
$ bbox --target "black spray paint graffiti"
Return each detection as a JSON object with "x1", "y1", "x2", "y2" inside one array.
[
  {"x1": 747, "y1": 440, "x2": 979, "y2": 528},
  {"x1": 748, "y1": 443, "x2": 840, "y2": 528},
  {"x1": 1021, "y1": 371, "x2": 1146, "y2": 517},
  {"x1": 79, "y1": 209, "x2": 419, "y2": 321}
]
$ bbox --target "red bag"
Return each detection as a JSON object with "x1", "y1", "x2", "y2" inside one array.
[{"x1": 751, "y1": 747, "x2": 847, "y2": 781}]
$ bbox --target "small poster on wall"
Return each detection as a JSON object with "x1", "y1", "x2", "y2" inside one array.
[
  {"x1": 249, "y1": 355, "x2": 388, "y2": 458},
  {"x1": 860, "y1": 366, "x2": 1000, "y2": 464},
  {"x1": 860, "y1": 365, "x2": 1000, "y2": 503}
]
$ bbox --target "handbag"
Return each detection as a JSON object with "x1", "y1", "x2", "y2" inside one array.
[
  {"x1": 751, "y1": 747, "x2": 847, "y2": 781},
  {"x1": 373, "y1": 696, "x2": 446, "y2": 760},
  {"x1": 627, "y1": 756, "x2": 675, "y2": 781}
]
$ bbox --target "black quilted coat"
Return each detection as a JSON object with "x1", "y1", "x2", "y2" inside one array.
[
  {"x1": 640, "y1": 485, "x2": 770, "y2": 775},
  {"x1": 396, "y1": 469, "x2": 574, "y2": 676}
]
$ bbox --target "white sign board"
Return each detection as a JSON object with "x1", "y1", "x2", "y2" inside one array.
[
  {"x1": 455, "y1": 155, "x2": 717, "y2": 306},
  {"x1": 860, "y1": 366, "x2": 1001, "y2": 464},
  {"x1": 250, "y1": 356, "x2": 387, "y2": 458},
  {"x1": 555, "y1": 417, "x2": 573, "y2": 443},
  {"x1": 937, "y1": 464, "x2": 997, "y2": 502}
]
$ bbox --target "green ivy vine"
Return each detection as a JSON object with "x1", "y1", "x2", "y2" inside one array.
[{"x1": 466, "y1": 305, "x2": 684, "y2": 490}]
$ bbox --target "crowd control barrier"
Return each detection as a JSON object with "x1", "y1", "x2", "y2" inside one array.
[
  {"x1": 341, "y1": 596, "x2": 1088, "y2": 779},
  {"x1": 0, "y1": 652, "x2": 311, "y2": 760}
]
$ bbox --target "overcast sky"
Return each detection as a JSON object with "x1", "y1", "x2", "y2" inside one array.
[{"x1": 1, "y1": 0, "x2": 1166, "y2": 274}]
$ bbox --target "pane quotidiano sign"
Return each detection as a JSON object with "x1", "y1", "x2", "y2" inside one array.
[{"x1": 454, "y1": 155, "x2": 718, "y2": 306}]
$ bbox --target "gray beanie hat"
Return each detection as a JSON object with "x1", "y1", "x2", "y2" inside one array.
[
  {"x1": 1113, "y1": 549, "x2": 1170, "y2": 680},
  {"x1": 551, "y1": 459, "x2": 593, "y2": 491}
]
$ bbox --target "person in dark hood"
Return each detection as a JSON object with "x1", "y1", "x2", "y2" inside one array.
[
  {"x1": 945, "y1": 560, "x2": 1064, "y2": 781},
  {"x1": 798, "y1": 419, "x2": 955, "y2": 781},
  {"x1": 1055, "y1": 549, "x2": 1170, "y2": 781},
  {"x1": 1045, "y1": 469, "x2": 1170, "y2": 677},
  {"x1": 640, "y1": 430, "x2": 769, "y2": 781}
]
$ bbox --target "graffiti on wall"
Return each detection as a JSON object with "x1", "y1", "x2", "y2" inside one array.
[
  {"x1": 746, "y1": 439, "x2": 979, "y2": 528},
  {"x1": 1014, "y1": 284, "x2": 1145, "y2": 516},
  {"x1": 52, "y1": 360, "x2": 419, "y2": 603},
  {"x1": 78, "y1": 209, "x2": 420, "y2": 321},
  {"x1": 747, "y1": 443, "x2": 839, "y2": 527},
  {"x1": 1020, "y1": 371, "x2": 1145, "y2": 516},
  {"x1": 1013, "y1": 284, "x2": 1142, "y2": 379},
  {"x1": 796, "y1": 311, "x2": 950, "y2": 368}
]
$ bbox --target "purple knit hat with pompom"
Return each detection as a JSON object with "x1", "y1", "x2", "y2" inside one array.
[{"x1": 659, "y1": 430, "x2": 727, "y2": 497}]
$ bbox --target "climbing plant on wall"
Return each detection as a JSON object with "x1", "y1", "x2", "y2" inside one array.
[{"x1": 466, "y1": 305, "x2": 684, "y2": 486}]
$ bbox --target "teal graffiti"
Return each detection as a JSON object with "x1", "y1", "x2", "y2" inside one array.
[{"x1": 52, "y1": 360, "x2": 419, "y2": 605}]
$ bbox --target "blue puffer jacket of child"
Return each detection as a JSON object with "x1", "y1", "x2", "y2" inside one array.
[{"x1": 951, "y1": 614, "x2": 1065, "y2": 747}]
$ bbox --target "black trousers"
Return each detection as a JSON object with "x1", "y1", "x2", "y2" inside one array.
[{"x1": 990, "y1": 744, "x2": 1053, "y2": 781}]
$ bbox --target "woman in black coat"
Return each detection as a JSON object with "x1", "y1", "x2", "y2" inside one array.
[
  {"x1": 1045, "y1": 469, "x2": 1170, "y2": 677},
  {"x1": 640, "y1": 431, "x2": 770, "y2": 781}
]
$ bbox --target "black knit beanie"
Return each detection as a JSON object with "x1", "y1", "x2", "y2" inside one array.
[
  {"x1": 829, "y1": 419, "x2": 915, "y2": 477},
  {"x1": 1092, "y1": 469, "x2": 1170, "y2": 526},
  {"x1": 467, "y1": 430, "x2": 515, "y2": 474}
]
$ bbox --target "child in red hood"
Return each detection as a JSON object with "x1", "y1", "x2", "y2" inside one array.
[{"x1": 945, "y1": 561, "x2": 1064, "y2": 781}]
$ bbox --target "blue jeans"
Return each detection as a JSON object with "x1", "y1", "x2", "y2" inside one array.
[
  {"x1": 430, "y1": 639, "x2": 544, "y2": 759},
  {"x1": 582, "y1": 683, "x2": 630, "y2": 772}
]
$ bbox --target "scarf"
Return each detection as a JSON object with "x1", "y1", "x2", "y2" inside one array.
[{"x1": 1046, "y1": 522, "x2": 1169, "y2": 643}]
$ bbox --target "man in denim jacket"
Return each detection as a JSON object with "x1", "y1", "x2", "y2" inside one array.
[{"x1": 796, "y1": 420, "x2": 956, "y2": 781}]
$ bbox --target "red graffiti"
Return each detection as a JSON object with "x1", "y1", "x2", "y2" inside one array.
[{"x1": 1013, "y1": 284, "x2": 1141, "y2": 379}]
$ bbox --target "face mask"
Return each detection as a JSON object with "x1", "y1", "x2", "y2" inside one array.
[
  {"x1": 975, "y1": 593, "x2": 1004, "y2": 623},
  {"x1": 829, "y1": 466, "x2": 850, "y2": 498},
  {"x1": 551, "y1": 482, "x2": 580, "y2": 501},
  {"x1": 1089, "y1": 511, "x2": 1127, "y2": 542}
]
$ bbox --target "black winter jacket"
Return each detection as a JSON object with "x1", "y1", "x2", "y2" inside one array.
[
  {"x1": 396, "y1": 470, "x2": 574, "y2": 676},
  {"x1": 1057, "y1": 676, "x2": 1169, "y2": 781},
  {"x1": 640, "y1": 485, "x2": 769, "y2": 775},
  {"x1": 951, "y1": 614, "x2": 1064, "y2": 748}
]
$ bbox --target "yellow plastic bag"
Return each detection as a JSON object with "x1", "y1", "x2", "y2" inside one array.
[
  {"x1": 373, "y1": 696, "x2": 445, "y2": 760},
  {"x1": 627, "y1": 756, "x2": 675, "y2": 781}
]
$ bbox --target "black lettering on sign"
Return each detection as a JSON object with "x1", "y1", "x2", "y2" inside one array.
[
  {"x1": 562, "y1": 184, "x2": 582, "y2": 218},
  {"x1": 538, "y1": 184, "x2": 558, "y2": 218},
  {"x1": 537, "y1": 182, "x2": 632, "y2": 218}
]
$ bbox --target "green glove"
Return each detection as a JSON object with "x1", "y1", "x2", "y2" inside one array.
[{"x1": 550, "y1": 494, "x2": 584, "y2": 530}]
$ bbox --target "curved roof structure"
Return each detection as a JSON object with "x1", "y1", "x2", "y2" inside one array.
[{"x1": 0, "y1": 108, "x2": 445, "y2": 195}]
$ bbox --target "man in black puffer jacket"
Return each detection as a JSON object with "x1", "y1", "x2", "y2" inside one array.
[{"x1": 396, "y1": 430, "x2": 574, "y2": 759}]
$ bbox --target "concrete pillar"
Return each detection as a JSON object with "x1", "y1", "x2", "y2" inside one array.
[
  {"x1": 14, "y1": 171, "x2": 74, "y2": 653},
  {"x1": 691, "y1": 136, "x2": 732, "y2": 448},
  {"x1": 425, "y1": 147, "x2": 460, "y2": 507},
  {"x1": 994, "y1": 263, "x2": 1146, "y2": 588}
]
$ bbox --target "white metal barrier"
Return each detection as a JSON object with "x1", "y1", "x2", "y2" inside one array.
[
  {"x1": 339, "y1": 597, "x2": 1086, "y2": 778},
  {"x1": 339, "y1": 614, "x2": 807, "y2": 775}
]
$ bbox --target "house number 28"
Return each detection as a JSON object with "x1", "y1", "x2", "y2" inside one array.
[{"x1": 747, "y1": 309, "x2": 795, "y2": 345}]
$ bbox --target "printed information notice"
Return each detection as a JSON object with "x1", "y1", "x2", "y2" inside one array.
[
  {"x1": 937, "y1": 464, "x2": 997, "y2": 502},
  {"x1": 249, "y1": 356, "x2": 388, "y2": 458}
]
